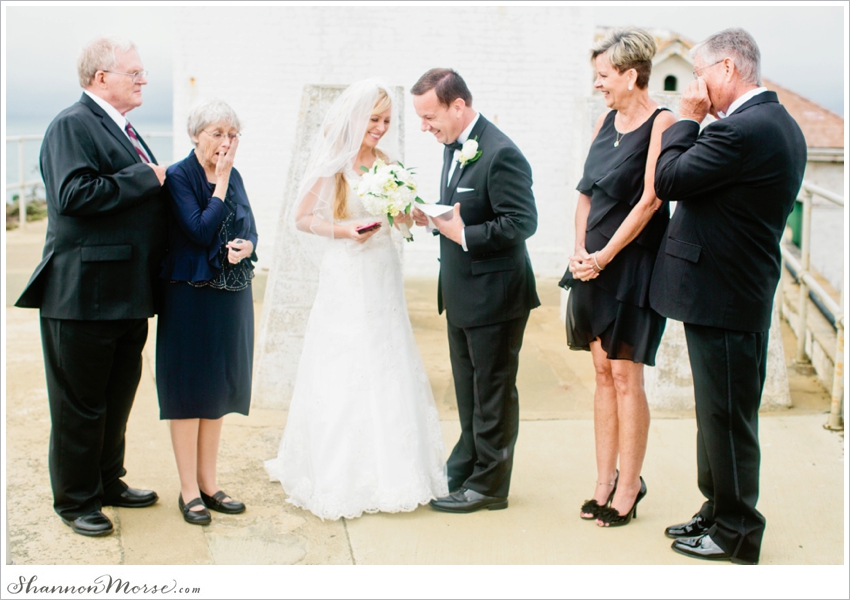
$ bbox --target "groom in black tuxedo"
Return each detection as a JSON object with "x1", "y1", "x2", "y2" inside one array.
[
  {"x1": 650, "y1": 29, "x2": 806, "y2": 564},
  {"x1": 411, "y1": 68, "x2": 539, "y2": 513}
]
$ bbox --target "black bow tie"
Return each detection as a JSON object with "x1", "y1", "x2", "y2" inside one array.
[{"x1": 445, "y1": 140, "x2": 463, "y2": 151}]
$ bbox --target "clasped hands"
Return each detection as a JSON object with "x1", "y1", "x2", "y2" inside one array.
[
  {"x1": 569, "y1": 247, "x2": 607, "y2": 282},
  {"x1": 411, "y1": 204, "x2": 465, "y2": 246}
]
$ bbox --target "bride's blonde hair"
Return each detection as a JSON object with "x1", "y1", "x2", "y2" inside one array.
[{"x1": 333, "y1": 88, "x2": 392, "y2": 220}]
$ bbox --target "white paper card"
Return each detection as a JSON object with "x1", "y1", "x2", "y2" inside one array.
[
  {"x1": 418, "y1": 203, "x2": 454, "y2": 231},
  {"x1": 418, "y1": 203, "x2": 454, "y2": 217}
]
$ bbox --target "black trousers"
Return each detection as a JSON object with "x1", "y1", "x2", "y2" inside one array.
[
  {"x1": 684, "y1": 322, "x2": 768, "y2": 564},
  {"x1": 446, "y1": 313, "x2": 529, "y2": 498},
  {"x1": 40, "y1": 317, "x2": 148, "y2": 519}
]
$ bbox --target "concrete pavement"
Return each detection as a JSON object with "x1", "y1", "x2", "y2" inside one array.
[{"x1": 3, "y1": 220, "x2": 845, "y2": 569}]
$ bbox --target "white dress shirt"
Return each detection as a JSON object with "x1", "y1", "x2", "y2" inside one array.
[
  {"x1": 84, "y1": 90, "x2": 130, "y2": 136},
  {"x1": 718, "y1": 86, "x2": 768, "y2": 118}
]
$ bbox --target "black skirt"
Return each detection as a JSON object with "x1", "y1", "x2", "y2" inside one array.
[
  {"x1": 565, "y1": 228, "x2": 666, "y2": 366},
  {"x1": 156, "y1": 282, "x2": 253, "y2": 419}
]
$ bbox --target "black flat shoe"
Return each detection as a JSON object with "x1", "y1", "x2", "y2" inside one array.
[
  {"x1": 665, "y1": 513, "x2": 712, "y2": 539},
  {"x1": 671, "y1": 533, "x2": 732, "y2": 562},
  {"x1": 103, "y1": 486, "x2": 158, "y2": 508},
  {"x1": 179, "y1": 494, "x2": 211, "y2": 525},
  {"x1": 429, "y1": 488, "x2": 508, "y2": 513},
  {"x1": 200, "y1": 490, "x2": 246, "y2": 514},
  {"x1": 61, "y1": 511, "x2": 114, "y2": 537},
  {"x1": 580, "y1": 470, "x2": 619, "y2": 520},
  {"x1": 596, "y1": 476, "x2": 646, "y2": 527}
]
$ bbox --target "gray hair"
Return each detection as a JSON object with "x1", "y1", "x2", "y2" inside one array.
[
  {"x1": 77, "y1": 36, "x2": 136, "y2": 88},
  {"x1": 187, "y1": 99, "x2": 242, "y2": 141},
  {"x1": 691, "y1": 28, "x2": 761, "y2": 86},
  {"x1": 591, "y1": 28, "x2": 657, "y2": 89}
]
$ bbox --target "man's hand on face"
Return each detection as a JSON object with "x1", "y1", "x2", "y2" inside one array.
[{"x1": 680, "y1": 78, "x2": 713, "y2": 123}]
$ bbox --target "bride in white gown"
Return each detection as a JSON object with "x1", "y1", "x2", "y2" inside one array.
[{"x1": 265, "y1": 80, "x2": 448, "y2": 520}]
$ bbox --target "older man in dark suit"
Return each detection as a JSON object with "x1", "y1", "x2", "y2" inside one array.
[
  {"x1": 650, "y1": 28, "x2": 806, "y2": 564},
  {"x1": 411, "y1": 69, "x2": 539, "y2": 513},
  {"x1": 16, "y1": 36, "x2": 167, "y2": 536}
]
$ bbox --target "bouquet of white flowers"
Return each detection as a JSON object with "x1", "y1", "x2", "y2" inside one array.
[{"x1": 357, "y1": 159, "x2": 424, "y2": 241}]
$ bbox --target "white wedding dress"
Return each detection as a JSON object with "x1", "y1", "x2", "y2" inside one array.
[{"x1": 265, "y1": 171, "x2": 448, "y2": 520}]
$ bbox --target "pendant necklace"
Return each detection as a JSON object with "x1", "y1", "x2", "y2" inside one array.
[{"x1": 614, "y1": 130, "x2": 625, "y2": 148}]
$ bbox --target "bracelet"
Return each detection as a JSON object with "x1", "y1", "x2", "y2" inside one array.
[{"x1": 592, "y1": 252, "x2": 604, "y2": 272}]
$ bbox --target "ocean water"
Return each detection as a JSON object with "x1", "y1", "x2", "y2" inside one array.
[{"x1": 5, "y1": 116, "x2": 173, "y2": 203}]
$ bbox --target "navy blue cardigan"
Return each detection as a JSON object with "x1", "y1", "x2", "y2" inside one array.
[{"x1": 160, "y1": 151, "x2": 258, "y2": 282}]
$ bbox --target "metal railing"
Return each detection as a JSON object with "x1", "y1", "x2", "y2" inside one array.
[
  {"x1": 5, "y1": 132, "x2": 172, "y2": 230},
  {"x1": 5, "y1": 135, "x2": 44, "y2": 230},
  {"x1": 780, "y1": 181, "x2": 844, "y2": 431}
]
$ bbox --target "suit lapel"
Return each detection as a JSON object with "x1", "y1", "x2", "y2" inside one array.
[
  {"x1": 79, "y1": 94, "x2": 143, "y2": 164},
  {"x1": 732, "y1": 90, "x2": 778, "y2": 116},
  {"x1": 440, "y1": 145, "x2": 453, "y2": 204},
  {"x1": 444, "y1": 115, "x2": 490, "y2": 204},
  {"x1": 136, "y1": 132, "x2": 158, "y2": 165}
]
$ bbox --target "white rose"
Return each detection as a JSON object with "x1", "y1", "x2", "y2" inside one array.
[{"x1": 461, "y1": 139, "x2": 478, "y2": 159}]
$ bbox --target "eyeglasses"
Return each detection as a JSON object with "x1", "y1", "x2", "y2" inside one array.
[
  {"x1": 102, "y1": 69, "x2": 149, "y2": 83},
  {"x1": 692, "y1": 60, "x2": 725, "y2": 80},
  {"x1": 202, "y1": 130, "x2": 241, "y2": 141}
]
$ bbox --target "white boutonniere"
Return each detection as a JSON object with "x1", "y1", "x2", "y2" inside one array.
[{"x1": 457, "y1": 137, "x2": 483, "y2": 169}]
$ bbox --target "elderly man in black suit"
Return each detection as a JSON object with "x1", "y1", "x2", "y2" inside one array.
[
  {"x1": 411, "y1": 69, "x2": 539, "y2": 513},
  {"x1": 16, "y1": 36, "x2": 167, "y2": 536},
  {"x1": 650, "y1": 28, "x2": 806, "y2": 564}
]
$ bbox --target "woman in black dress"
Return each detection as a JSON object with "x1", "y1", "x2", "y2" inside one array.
[
  {"x1": 564, "y1": 29, "x2": 676, "y2": 527},
  {"x1": 157, "y1": 100, "x2": 257, "y2": 525}
]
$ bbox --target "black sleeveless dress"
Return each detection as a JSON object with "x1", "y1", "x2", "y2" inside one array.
[{"x1": 564, "y1": 108, "x2": 670, "y2": 366}]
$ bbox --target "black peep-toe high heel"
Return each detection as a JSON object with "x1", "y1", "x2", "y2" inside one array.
[{"x1": 596, "y1": 476, "x2": 646, "y2": 527}]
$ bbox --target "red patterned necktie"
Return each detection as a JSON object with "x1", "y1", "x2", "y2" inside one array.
[{"x1": 124, "y1": 121, "x2": 151, "y2": 163}]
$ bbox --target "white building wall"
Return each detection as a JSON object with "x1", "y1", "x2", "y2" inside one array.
[{"x1": 173, "y1": 6, "x2": 594, "y2": 277}]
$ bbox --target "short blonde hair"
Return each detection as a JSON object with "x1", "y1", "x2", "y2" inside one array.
[
  {"x1": 77, "y1": 36, "x2": 136, "y2": 88},
  {"x1": 186, "y1": 99, "x2": 242, "y2": 141},
  {"x1": 591, "y1": 28, "x2": 657, "y2": 89}
]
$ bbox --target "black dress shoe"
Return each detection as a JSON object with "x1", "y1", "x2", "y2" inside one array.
[
  {"x1": 671, "y1": 533, "x2": 731, "y2": 562},
  {"x1": 61, "y1": 511, "x2": 114, "y2": 537},
  {"x1": 200, "y1": 490, "x2": 245, "y2": 514},
  {"x1": 103, "y1": 486, "x2": 158, "y2": 508},
  {"x1": 665, "y1": 513, "x2": 712, "y2": 539},
  {"x1": 429, "y1": 488, "x2": 508, "y2": 513},
  {"x1": 179, "y1": 494, "x2": 211, "y2": 525}
]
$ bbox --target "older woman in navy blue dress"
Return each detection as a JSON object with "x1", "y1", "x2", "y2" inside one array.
[{"x1": 157, "y1": 100, "x2": 257, "y2": 525}]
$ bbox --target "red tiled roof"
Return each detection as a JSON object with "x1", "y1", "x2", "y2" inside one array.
[{"x1": 762, "y1": 77, "x2": 844, "y2": 149}]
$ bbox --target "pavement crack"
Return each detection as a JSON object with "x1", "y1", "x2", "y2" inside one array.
[{"x1": 341, "y1": 517, "x2": 356, "y2": 565}]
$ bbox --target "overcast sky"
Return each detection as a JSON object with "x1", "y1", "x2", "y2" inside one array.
[{"x1": 2, "y1": 3, "x2": 847, "y2": 129}]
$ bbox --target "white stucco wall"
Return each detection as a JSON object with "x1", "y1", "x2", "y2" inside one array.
[{"x1": 172, "y1": 6, "x2": 594, "y2": 277}]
